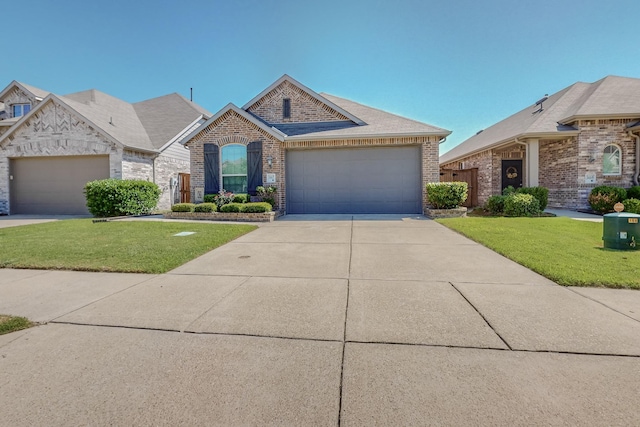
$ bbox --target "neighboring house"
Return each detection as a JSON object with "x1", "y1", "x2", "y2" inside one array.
[
  {"x1": 0, "y1": 81, "x2": 211, "y2": 214},
  {"x1": 440, "y1": 75, "x2": 640, "y2": 209},
  {"x1": 183, "y1": 75, "x2": 450, "y2": 214}
]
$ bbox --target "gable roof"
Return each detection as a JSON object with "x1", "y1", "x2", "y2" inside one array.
[
  {"x1": 242, "y1": 74, "x2": 366, "y2": 126},
  {"x1": 440, "y1": 75, "x2": 640, "y2": 164},
  {"x1": 0, "y1": 80, "x2": 50, "y2": 102},
  {"x1": 0, "y1": 82, "x2": 210, "y2": 153}
]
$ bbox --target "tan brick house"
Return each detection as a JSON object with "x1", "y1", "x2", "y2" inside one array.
[
  {"x1": 184, "y1": 75, "x2": 450, "y2": 214},
  {"x1": 440, "y1": 75, "x2": 640, "y2": 209},
  {"x1": 0, "y1": 81, "x2": 211, "y2": 214}
]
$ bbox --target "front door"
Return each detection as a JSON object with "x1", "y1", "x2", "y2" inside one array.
[{"x1": 501, "y1": 159, "x2": 523, "y2": 191}]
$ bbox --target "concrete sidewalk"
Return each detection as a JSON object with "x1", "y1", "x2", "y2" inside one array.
[{"x1": 1, "y1": 214, "x2": 639, "y2": 425}]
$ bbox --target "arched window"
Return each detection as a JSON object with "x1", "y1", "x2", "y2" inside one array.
[
  {"x1": 221, "y1": 144, "x2": 247, "y2": 193},
  {"x1": 603, "y1": 144, "x2": 621, "y2": 175}
]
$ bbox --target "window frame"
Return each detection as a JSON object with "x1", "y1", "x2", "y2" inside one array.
[
  {"x1": 283, "y1": 98, "x2": 291, "y2": 119},
  {"x1": 11, "y1": 103, "x2": 31, "y2": 118},
  {"x1": 220, "y1": 144, "x2": 248, "y2": 193},
  {"x1": 602, "y1": 144, "x2": 622, "y2": 176}
]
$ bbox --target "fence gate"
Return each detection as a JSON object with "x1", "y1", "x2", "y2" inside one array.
[
  {"x1": 179, "y1": 173, "x2": 191, "y2": 203},
  {"x1": 439, "y1": 168, "x2": 478, "y2": 207}
]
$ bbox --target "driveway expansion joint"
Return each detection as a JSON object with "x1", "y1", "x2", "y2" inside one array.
[{"x1": 565, "y1": 286, "x2": 640, "y2": 324}]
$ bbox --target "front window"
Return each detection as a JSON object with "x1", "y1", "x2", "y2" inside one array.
[
  {"x1": 221, "y1": 144, "x2": 247, "y2": 193},
  {"x1": 11, "y1": 103, "x2": 31, "y2": 118},
  {"x1": 603, "y1": 144, "x2": 621, "y2": 175}
]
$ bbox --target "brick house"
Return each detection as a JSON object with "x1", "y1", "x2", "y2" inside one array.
[
  {"x1": 0, "y1": 81, "x2": 211, "y2": 214},
  {"x1": 184, "y1": 75, "x2": 450, "y2": 214},
  {"x1": 440, "y1": 75, "x2": 640, "y2": 209}
]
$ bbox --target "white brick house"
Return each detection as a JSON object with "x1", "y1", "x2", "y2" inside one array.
[
  {"x1": 0, "y1": 81, "x2": 211, "y2": 214},
  {"x1": 184, "y1": 75, "x2": 451, "y2": 214}
]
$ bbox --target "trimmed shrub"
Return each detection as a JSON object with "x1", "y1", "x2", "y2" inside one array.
[
  {"x1": 171, "y1": 203, "x2": 195, "y2": 212},
  {"x1": 622, "y1": 198, "x2": 640, "y2": 214},
  {"x1": 485, "y1": 195, "x2": 506, "y2": 215},
  {"x1": 502, "y1": 185, "x2": 517, "y2": 196},
  {"x1": 193, "y1": 203, "x2": 217, "y2": 213},
  {"x1": 504, "y1": 193, "x2": 541, "y2": 217},
  {"x1": 85, "y1": 179, "x2": 160, "y2": 217},
  {"x1": 518, "y1": 186, "x2": 549, "y2": 211},
  {"x1": 241, "y1": 202, "x2": 272, "y2": 213},
  {"x1": 628, "y1": 186, "x2": 640, "y2": 200},
  {"x1": 232, "y1": 194, "x2": 248, "y2": 203},
  {"x1": 203, "y1": 194, "x2": 216, "y2": 203},
  {"x1": 219, "y1": 203, "x2": 243, "y2": 213},
  {"x1": 426, "y1": 182, "x2": 468, "y2": 209},
  {"x1": 588, "y1": 186, "x2": 627, "y2": 214}
]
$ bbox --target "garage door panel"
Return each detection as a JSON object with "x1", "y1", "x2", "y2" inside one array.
[
  {"x1": 10, "y1": 156, "x2": 110, "y2": 215},
  {"x1": 286, "y1": 147, "x2": 421, "y2": 214}
]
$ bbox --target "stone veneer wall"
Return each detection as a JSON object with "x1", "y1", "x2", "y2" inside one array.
[
  {"x1": 1, "y1": 87, "x2": 42, "y2": 118},
  {"x1": 154, "y1": 154, "x2": 190, "y2": 210},
  {"x1": 0, "y1": 101, "x2": 121, "y2": 214},
  {"x1": 246, "y1": 80, "x2": 349, "y2": 124}
]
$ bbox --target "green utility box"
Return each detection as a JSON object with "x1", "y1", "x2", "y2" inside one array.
[{"x1": 602, "y1": 212, "x2": 640, "y2": 250}]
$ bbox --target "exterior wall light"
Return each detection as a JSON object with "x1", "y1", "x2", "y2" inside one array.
[{"x1": 267, "y1": 155, "x2": 273, "y2": 168}]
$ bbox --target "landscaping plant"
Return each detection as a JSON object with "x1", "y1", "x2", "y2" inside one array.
[
  {"x1": 84, "y1": 179, "x2": 160, "y2": 217},
  {"x1": 485, "y1": 195, "x2": 506, "y2": 215},
  {"x1": 503, "y1": 193, "x2": 541, "y2": 217},
  {"x1": 171, "y1": 203, "x2": 195, "y2": 212},
  {"x1": 627, "y1": 186, "x2": 640, "y2": 200},
  {"x1": 622, "y1": 198, "x2": 640, "y2": 214},
  {"x1": 425, "y1": 182, "x2": 468, "y2": 209},
  {"x1": 517, "y1": 186, "x2": 549, "y2": 211},
  {"x1": 588, "y1": 186, "x2": 627, "y2": 213},
  {"x1": 256, "y1": 186, "x2": 278, "y2": 207},
  {"x1": 193, "y1": 203, "x2": 217, "y2": 213}
]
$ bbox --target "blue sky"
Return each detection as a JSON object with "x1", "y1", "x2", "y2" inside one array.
[{"x1": 4, "y1": 0, "x2": 638, "y2": 154}]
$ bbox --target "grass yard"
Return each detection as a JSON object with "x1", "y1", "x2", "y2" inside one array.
[
  {"x1": 0, "y1": 315, "x2": 33, "y2": 335},
  {"x1": 436, "y1": 217, "x2": 640, "y2": 289},
  {"x1": 0, "y1": 219, "x2": 257, "y2": 274}
]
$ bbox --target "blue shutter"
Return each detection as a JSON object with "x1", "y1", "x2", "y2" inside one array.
[
  {"x1": 247, "y1": 141, "x2": 263, "y2": 195},
  {"x1": 204, "y1": 144, "x2": 220, "y2": 194}
]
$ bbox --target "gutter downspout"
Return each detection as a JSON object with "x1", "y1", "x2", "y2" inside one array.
[{"x1": 629, "y1": 131, "x2": 640, "y2": 186}]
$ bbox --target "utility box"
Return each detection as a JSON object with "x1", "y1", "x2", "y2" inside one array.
[{"x1": 602, "y1": 212, "x2": 640, "y2": 250}]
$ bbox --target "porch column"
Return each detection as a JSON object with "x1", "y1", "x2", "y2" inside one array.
[{"x1": 526, "y1": 139, "x2": 539, "y2": 187}]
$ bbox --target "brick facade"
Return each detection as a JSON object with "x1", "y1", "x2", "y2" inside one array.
[{"x1": 441, "y1": 119, "x2": 638, "y2": 209}]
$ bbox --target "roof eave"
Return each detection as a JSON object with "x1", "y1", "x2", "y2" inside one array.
[
  {"x1": 284, "y1": 130, "x2": 451, "y2": 142},
  {"x1": 559, "y1": 113, "x2": 640, "y2": 125},
  {"x1": 440, "y1": 131, "x2": 579, "y2": 164},
  {"x1": 158, "y1": 115, "x2": 206, "y2": 152}
]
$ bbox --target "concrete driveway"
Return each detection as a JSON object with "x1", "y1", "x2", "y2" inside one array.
[{"x1": 1, "y1": 214, "x2": 639, "y2": 426}]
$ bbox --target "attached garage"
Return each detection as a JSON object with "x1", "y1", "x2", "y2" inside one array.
[
  {"x1": 286, "y1": 146, "x2": 422, "y2": 214},
  {"x1": 9, "y1": 155, "x2": 110, "y2": 214}
]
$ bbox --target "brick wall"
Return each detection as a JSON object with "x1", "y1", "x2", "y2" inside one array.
[
  {"x1": 246, "y1": 80, "x2": 349, "y2": 124},
  {"x1": 441, "y1": 149, "x2": 494, "y2": 206},
  {"x1": 187, "y1": 108, "x2": 441, "y2": 213}
]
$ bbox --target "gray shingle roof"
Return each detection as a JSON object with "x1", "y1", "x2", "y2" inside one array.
[
  {"x1": 440, "y1": 75, "x2": 640, "y2": 164},
  {"x1": 17, "y1": 82, "x2": 50, "y2": 100},
  {"x1": 282, "y1": 93, "x2": 450, "y2": 140}
]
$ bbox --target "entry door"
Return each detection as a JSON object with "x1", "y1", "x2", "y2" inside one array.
[{"x1": 501, "y1": 160, "x2": 523, "y2": 191}]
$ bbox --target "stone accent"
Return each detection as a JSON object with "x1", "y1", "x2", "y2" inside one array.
[
  {"x1": 1, "y1": 86, "x2": 42, "y2": 118},
  {"x1": 163, "y1": 211, "x2": 276, "y2": 222},
  {"x1": 154, "y1": 153, "x2": 190, "y2": 210},
  {"x1": 246, "y1": 80, "x2": 349, "y2": 124},
  {"x1": 0, "y1": 100, "x2": 121, "y2": 214},
  {"x1": 424, "y1": 207, "x2": 467, "y2": 218}
]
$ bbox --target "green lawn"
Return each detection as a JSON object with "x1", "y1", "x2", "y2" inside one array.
[
  {"x1": 436, "y1": 217, "x2": 640, "y2": 289},
  {"x1": 0, "y1": 220, "x2": 257, "y2": 274}
]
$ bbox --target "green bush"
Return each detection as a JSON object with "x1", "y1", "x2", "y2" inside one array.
[
  {"x1": 256, "y1": 186, "x2": 278, "y2": 207},
  {"x1": 485, "y1": 195, "x2": 506, "y2": 215},
  {"x1": 504, "y1": 193, "x2": 541, "y2": 217},
  {"x1": 193, "y1": 203, "x2": 217, "y2": 213},
  {"x1": 627, "y1": 186, "x2": 640, "y2": 200},
  {"x1": 171, "y1": 203, "x2": 195, "y2": 212},
  {"x1": 622, "y1": 198, "x2": 640, "y2": 214},
  {"x1": 502, "y1": 185, "x2": 517, "y2": 196},
  {"x1": 232, "y1": 194, "x2": 248, "y2": 203},
  {"x1": 426, "y1": 182, "x2": 468, "y2": 209},
  {"x1": 241, "y1": 202, "x2": 273, "y2": 213},
  {"x1": 518, "y1": 187, "x2": 549, "y2": 211},
  {"x1": 85, "y1": 179, "x2": 160, "y2": 217},
  {"x1": 214, "y1": 190, "x2": 235, "y2": 209},
  {"x1": 219, "y1": 203, "x2": 243, "y2": 213},
  {"x1": 203, "y1": 194, "x2": 216, "y2": 203},
  {"x1": 588, "y1": 186, "x2": 627, "y2": 214}
]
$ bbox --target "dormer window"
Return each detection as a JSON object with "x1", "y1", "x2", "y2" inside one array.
[
  {"x1": 283, "y1": 98, "x2": 291, "y2": 119},
  {"x1": 12, "y1": 103, "x2": 31, "y2": 118}
]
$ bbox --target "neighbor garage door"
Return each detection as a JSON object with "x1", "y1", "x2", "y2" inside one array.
[
  {"x1": 9, "y1": 155, "x2": 110, "y2": 215},
  {"x1": 286, "y1": 146, "x2": 421, "y2": 214}
]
